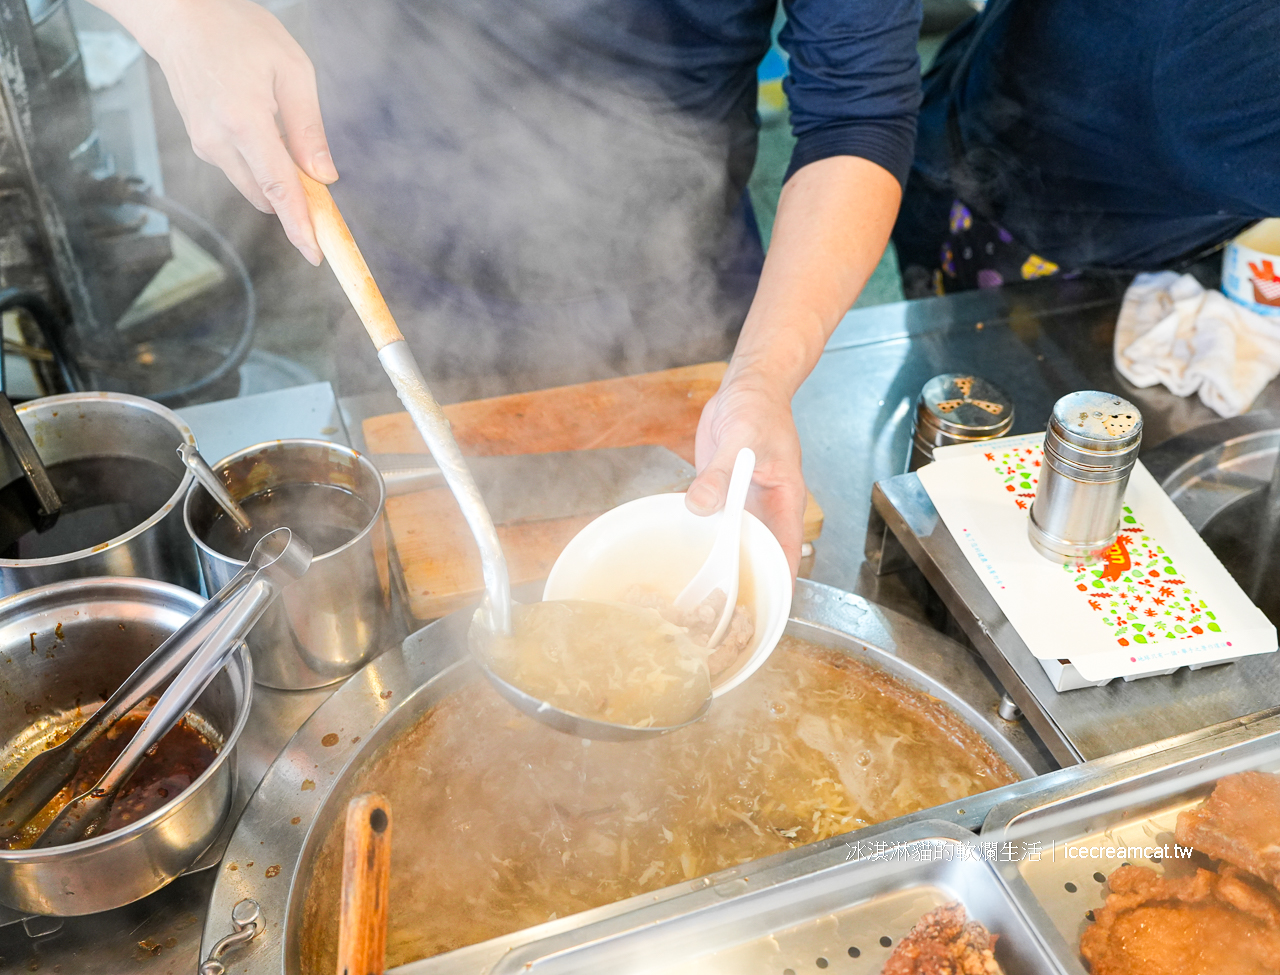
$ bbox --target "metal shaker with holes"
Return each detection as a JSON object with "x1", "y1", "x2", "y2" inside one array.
[
  {"x1": 867, "y1": 373, "x2": 1014, "y2": 575},
  {"x1": 1028, "y1": 391, "x2": 1142, "y2": 563},
  {"x1": 908, "y1": 373, "x2": 1015, "y2": 471}
]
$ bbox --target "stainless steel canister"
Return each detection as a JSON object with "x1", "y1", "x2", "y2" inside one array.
[
  {"x1": 908, "y1": 373, "x2": 1015, "y2": 471},
  {"x1": 867, "y1": 373, "x2": 1015, "y2": 575},
  {"x1": 1028, "y1": 391, "x2": 1143, "y2": 563},
  {"x1": 183, "y1": 439, "x2": 395, "y2": 689},
  {"x1": 0, "y1": 392, "x2": 200, "y2": 596}
]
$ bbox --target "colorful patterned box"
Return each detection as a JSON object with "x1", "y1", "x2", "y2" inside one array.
[{"x1": 917, "y1": 433, "x2": 1277, "y2": 690}]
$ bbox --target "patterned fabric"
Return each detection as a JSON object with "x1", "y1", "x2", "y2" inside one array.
[{"x1": 934, "y1": 198, "x2": 1061, "y2": 295}]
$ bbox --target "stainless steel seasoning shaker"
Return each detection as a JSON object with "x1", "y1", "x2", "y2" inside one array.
[
  {"x1": 867, "y1": 373, "x2": 1014, "y2": 576},
  {"x1": 1028, "y1": 391, "x2": 1142, "y2": 563},
  {"x1": 908, "y1": 373, "x2": 1015, "y2": 471}
]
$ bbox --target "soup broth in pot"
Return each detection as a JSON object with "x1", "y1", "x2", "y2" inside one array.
[
  {"x1": 203, "y1": 482, "x2": 372, "y2": 560},
  {"x1": 0, "y1": 456, "x2": 179, "y2": 560},
  {"x1": 300, "y1": 636, "x2": 1017, "y2": 969}
]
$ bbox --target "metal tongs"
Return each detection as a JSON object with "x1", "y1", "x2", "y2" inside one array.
[
  {"x1": 0, "y1": 529, "x2": 311, "y2": 847},
  {"x1": 0, "y1": 391, "x2": 60, "y2": 531}
]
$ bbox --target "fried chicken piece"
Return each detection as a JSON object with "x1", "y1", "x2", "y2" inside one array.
[
  {"x1": 1175, "y1": 771, "x2": 1280, "y2": 891},
  {"x1": 1080, "y1": 865, "x2": 1280, "y2": 975},
  {"x1": 881, "y1": 902, "x2": 1004, "y2": 975},
  {"x1": 1218, "y1": 865, "x2": 1280, "y2": 928}
]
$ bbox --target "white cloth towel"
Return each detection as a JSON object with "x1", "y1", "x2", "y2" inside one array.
[{"x1": 1114, "y1": 272, "x2": 1280, "y2": 417}]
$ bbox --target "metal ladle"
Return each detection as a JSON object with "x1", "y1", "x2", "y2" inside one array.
[
  {"x1": 299, "y1": 172, "x2": 509, "y2": 637},
  {"x1": 178, "y1": 443, "x2": 252, "y2": 533},
  {"x1": 33, "y1": 528, "x2": 312, "y2": 848},
  {"x1": 0, "y1": 529, "x2": 292, "y2": 839},
  {"x1": 298, "y1": 174, "x2": 708, "y2": 741},
  {"x1": 473, "y1": 655, "x2": 712, "y2": 742},
  {"x1": 0, "y1": 390, "x2": 61, "y2": 531}
]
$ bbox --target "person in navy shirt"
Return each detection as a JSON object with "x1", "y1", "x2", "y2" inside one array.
[
  {"x1": 894, "y1": 0, "x2": 1280, "y2": 295},
  {"x1": 91, "y1": 0, "x2": 923, "y2": 571}
]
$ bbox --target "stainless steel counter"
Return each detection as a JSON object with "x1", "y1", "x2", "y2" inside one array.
[
  {"x1": 791, "y1": 274, "x2": 1280, "y2": 609},
  {"x1": 8, "y1": 275, "x2": 1280, "y2": 971},
  {"x1": 803, "y1": 278, "x2": 1280, "y2": 765},
  {"x1": 873, "y1": 471, "x2": 1280, "y2": 765}
]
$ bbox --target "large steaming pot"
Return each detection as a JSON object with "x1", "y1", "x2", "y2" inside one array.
[
  {"x1": 0, "y1": 577, "x2": 251, "y2": 915},
  {"x1": 201, "y1": 580, "x2": 1050, "y2": 974},
  {"x1": 0, "y1": 392, "x2": 201, "y2": 596}
]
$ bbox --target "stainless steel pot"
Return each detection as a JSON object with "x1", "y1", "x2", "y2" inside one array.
[
  {"x1": 200, "y1": 580, "x2": 1053, "y2": 975},
  {"x1": 0, "y1": 577, "x2": 251, "y2": 916},
  {"x1": 183, "y1": 438, "x2": 395, "y2": 690},
  {"x1": 0, "y1": 392, "x2": 201, "y2": 596}
]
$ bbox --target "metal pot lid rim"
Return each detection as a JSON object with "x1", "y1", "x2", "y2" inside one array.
[{"x1": 0, "y1": 393, "x2": 198, "y2": 568}]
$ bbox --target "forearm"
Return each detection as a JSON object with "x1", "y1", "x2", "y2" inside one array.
[
  {"x1": 687, "y1": 155, "x2": 902, "y2": 571},
  {"x1": 86, "y1": 0, "x2": 179, "y2": 50},
  {"x1": 726, "y1": 155, "x2": 902, "y2": 398}
]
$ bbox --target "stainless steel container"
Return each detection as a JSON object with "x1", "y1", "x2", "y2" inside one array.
[
  {"x1": 985, "y1": 710, "x2": 1280, "y2": 975},
  {"x1": 184, "y1": 439, "x2": 393, "y2": 690},
  {"x1": 199, "y1": 580, "x2": 1053, "y2": 975},
  {"x1": 0, "y1": 577, "x2": 251, "y2": 916},
  {"x1": 867, "y1": 374, "x2": 1014, "y2": 575},
  {"x1": 1028, "y1": 391, "x2": 1142, "y2": 563},
  {"x1": 491, "y1": 820, "x2": 1067, "y2": 975},
  {"x1": 908, "y1": 373, "x2": 1015, "y2": 471},
  {"x1": 0, "y1": 392, "x2": 201, "y2": 596}
]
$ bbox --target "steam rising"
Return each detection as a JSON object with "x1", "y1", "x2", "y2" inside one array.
[{"x1": 310, "y1": 0, "x2": 759, "y2": 392}]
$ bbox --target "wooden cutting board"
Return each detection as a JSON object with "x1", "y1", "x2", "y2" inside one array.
[{"x1": 362, "y1": 362, "x2": 824, "y2": 620}]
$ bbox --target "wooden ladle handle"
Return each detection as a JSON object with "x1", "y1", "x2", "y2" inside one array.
[
  {"x1": 298, "y1": 171, "x2": 405, "y2": 351},
  {"x1": 336, "y1": 792, "x2": 392, "y2": 975}
]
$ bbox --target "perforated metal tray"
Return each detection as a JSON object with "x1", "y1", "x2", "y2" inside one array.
[
  {"x1": 982, "y1": 711, "x2": 1280, "y2": 975},
  {"x1": 469, "y1": 821, "x2": 1065, "y2": 975}
]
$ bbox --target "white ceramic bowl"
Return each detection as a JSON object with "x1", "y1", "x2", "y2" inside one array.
[{"x1": 543, "y1": 493, "x2": 792, "y2": 696}]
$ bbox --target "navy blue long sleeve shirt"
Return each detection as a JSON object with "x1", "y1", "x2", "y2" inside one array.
[
  {"x1": 780, "y1": 0, "x2": 921, "y2": 184},
  {"x1": 915, "y1": 0, "x2": 1280, "y2": 270},
  {"x1": 310, "y1": 0, "x2": 920, "y2": 379},
  {"x1": 488, "y1": 0, "x2": 923, "y2": 182}
]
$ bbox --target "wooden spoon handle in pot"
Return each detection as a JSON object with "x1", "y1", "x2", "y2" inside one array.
[
  {"x1": 298, "y1": 171, "x2": 404, "y2": 351},
  {"x1": 336, "y1": 792, "x2": 392, "y2": 975}
]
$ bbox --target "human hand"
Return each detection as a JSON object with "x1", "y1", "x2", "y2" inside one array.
[
  {"x1": 686, "y1": 375, "x2": 807, "y2": 578},
  {"x1": 108, "y1": 0, "x2": 336, "y2": 264}
]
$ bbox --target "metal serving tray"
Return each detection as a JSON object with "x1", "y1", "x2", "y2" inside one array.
[
  {"x1": 477, "y1": 820, "x2": 1066, "y2": 975},
  {"x1": 982, "y1": 711, "x2": 1280, "y2": 975}
]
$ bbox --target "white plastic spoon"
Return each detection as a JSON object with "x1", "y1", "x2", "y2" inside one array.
[{"x1": 674, "y1": 447, "x2": 755, "y2": 647}]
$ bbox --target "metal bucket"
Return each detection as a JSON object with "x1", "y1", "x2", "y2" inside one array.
[
  {"x1": 200, "y1": 580, "x2": 1052, "y2": 975},
  {"x1": 0, "y1": 577, "x2": 251, "y2": 916},
  {"x1": 183, "y1": 439, "x2": 394, "y2": 690},
  {"x1": 0, "y1": 392, "x2": 200, "y2": 596}
]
